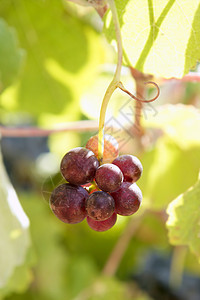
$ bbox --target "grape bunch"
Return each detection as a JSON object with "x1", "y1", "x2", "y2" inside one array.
[{"x1": 49, "y1": 135, "x2": 143, "y2": 232}]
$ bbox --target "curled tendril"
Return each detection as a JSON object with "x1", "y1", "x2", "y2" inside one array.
[{"x1": 117, "y1": 81, "x2": 160, "y2": 103}]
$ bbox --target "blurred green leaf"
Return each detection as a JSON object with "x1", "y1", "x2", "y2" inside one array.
[
  {"x1": 0, "y1": 0, "x2": 104, "y2": 120},
  {"x1": 66, "y1": 256, "x2": 98, "y2": 299},
  {"x1": 138, "y1": 104, "x2": 200, "y2": 210},
  {"x1": 20, "y1": 193, "x2": 69, "y2": 300},
  {"x1": 104, "y1": 0, "x2": 200, "y2": 78},
  {"x1": 139, "y1": 136, "x2": 200, "y2": 210},
  {"x1": 0, "y1": 149, "x2": 30, "y2": 290},
  {"x1": 0, "y1": 18, "x2": 24, "y2": 92},
  {"x1": 0, "y1": 248, "x2": 35, "y2": 298},
  {"x1": 78, "y1": 277, "x2": 153, "y2": 300},
  {"x1": 143, "y1": 104, "x2": 200, "y2": 150},
  {"x1": 167, "y1": 178, "x2": 200, "y2": 262}
]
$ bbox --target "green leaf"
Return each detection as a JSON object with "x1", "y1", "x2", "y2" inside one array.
[
  {"x1": 0, "y1": 18, "x2": 25, "y2": 92},
  {"x1": 0, "y1": 149, "x2": 30, "y2": 289},
  {"x1": 104, "y1": 0, "x2": 200, "y2": 78},
  {"x1": 167, "y1": 179, "x2": 200, "y2": 262}
]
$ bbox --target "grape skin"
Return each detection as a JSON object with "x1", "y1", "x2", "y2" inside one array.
[
  {"x1": 112, "y1": 155, "x2": 143, "y2": 183},
  {"x1": 95, "y1": 163, "x2": 123, "y2": 193},
  {"x1": 86, "y1": 191, "x2": 115, "y2": 221},
  {"x1": 111, "y1": 182, "x2": 142, "y2": 216},
  {"x1": 86, "y1": 134, "x2": 119, "y2": 163},
  {"x1": 60, "y1": 147, "x2": 99, "y2": 185},
  {"x1": 87, "y1": 213, "x2": 117, "y2": 232},
  {"x1": 50, "y1": 183, "x2": 88, "y2": 224}
]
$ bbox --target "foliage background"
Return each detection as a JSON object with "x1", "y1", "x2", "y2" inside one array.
[{"x1": 0, "y1": 1, "x2": 200, "y2": 299}]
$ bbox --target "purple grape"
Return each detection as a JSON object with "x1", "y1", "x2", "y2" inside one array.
[
  {"x1": 111, "y1": 182, "x2": 142, "y2": 216},
  {"x1": 86, "y1": 191, "x2": 115, "y2": 221},
  {"x1": 50, "y1": 183, "x2": 88, "y2": 224},
  {"x1": 95, "y1": 163, "x2": 123, "y2": 193},
  {"x1": 60, "y1": 147, "x2": 99, "y2": 185},
  {"x1": 87, "y1": 213, "x2": 117, "y2": 232},
  {"x1": 112, "y1": 155, "x2": 143, "y2": 183}
]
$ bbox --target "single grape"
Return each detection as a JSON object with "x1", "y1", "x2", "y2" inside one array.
[
  {"x1": 50, "y1": 183, "x2": 88, "y2": 224},
  {"x1": 87, "y1": 213, "x2": 117, "y2": 232},
  {"x1": 86, "y1": 191, "x2": 115, "y2": 221},
  {"x1": 86, "y1": 134, "x2": 119, "y2": 163},
  {"x1": 111, "y1": 182, "x2": 142, "y2": 216},
  {"x1": 95, "y1": 163, "x2": 123, "y2": 193},
  {"x1": 112, "y1": 154, "x2": 143, "y2": 183},
  {"x1": 60, "y1": 147, "x2": 99, "y2": 185}
]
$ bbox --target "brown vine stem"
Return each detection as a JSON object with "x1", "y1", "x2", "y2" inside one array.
[
  {"x1": 0, "y1": 120, "x2": 99, "y2": 137},
  {"x1": 165, "y1": 72, "x2": 200, "y2": 82},
  {"x1": 102, "y1": 211, "x2": 146, "y2": 277},
  {"x1": 130, "y1": 68, "x2": 153, "y2": 136},
  {"x1": 135, "y1": 82, "x2": 144, "y2": 136},
  {"x1": 67, "y1": 0, "x2": 106, "y2": 8}
]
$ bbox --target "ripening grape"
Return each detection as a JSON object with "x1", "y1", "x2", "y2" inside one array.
[
  {"x1": 95, "y1": 163, "x2": 123, "y2": 192},
  {"x1": 111, "y1": 182, "x2": 142, "y2": 216},
  {"x1": 87, "y1": 213, "x2": 117, "y2": 232},
  {"x1": 112, "y1": 154, "x2": 143, "y2": 183},
  {"x1": 86, "y1": 191, "x2": 115, "y2": 221},
  {"x1": 50, "y1": 183, "x2": 88, "y2": 224},
  {"x1": 60, "y1": 147, "x2": 99, "y2": 185},
  {"x1": 86, "y1": 134, "x2": 119, "y2": 163}
]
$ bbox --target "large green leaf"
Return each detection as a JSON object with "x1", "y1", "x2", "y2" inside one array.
[
  {"x1": 104, "y1": 0, "x2": 200, "y2": 78},
  {"x1": 167, "y1": 178, "x2": 200, "y2": 262},
  {"x1": 0, "y1": 18, "x2": 24, "y2": 92},
  {"x1": 0, "y1": 149, "x2": 30, "y2": 289}
]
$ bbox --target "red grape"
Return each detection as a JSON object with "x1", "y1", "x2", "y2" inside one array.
[
  {"x1": 86, "y1": 134, "x2": 119, "y2": 163},
  {"x1": 86, "y1": 191, "x2": 115, "y2": 221},
  {"x1": 60, "y1": 147, "x2": 99, "y2": 185},
  {"x1": 112, "y1": 155, "x2": 143, "y2": 183},
  {"x1": 87, "y1": 213, "x2": 117, "y2": 232},
  {"x1": 111, "y1": 182, "x2": 142, "y2": 216},
  {"x1": 95, "y1": 163, "x2": 123, "y2": 192},
  {"x1": 50, "y1": 183, "x2": 88, "y2": 224}
]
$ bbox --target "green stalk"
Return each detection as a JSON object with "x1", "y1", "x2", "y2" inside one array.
[
  {"x1": 169, "y1": 246, "x2": 187, "y2": 288},
  {"x1": 98, "y1": 0, "x2": 123, "y2": 162}
]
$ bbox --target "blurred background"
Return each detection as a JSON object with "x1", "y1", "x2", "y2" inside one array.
[{"x1": 0, "y1": 1, "x2": 200, "y2": 300}]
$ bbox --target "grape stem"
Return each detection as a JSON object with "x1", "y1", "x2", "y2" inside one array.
[
  {"x1": 97, "y1": 0, "x2": 160, "y2": 162},
  {"x1": 98, "y1": 0, "x2": 123, "y2": 163}
]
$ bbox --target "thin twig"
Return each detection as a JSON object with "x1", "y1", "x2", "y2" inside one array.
[
  {"x1": 102, "y1": 212, "x2": 145, "y2": 277},
  {"x1": 67, "y1": 0, "x2": 106, "y2": 8},
  {"x1": 169, "y1": 246, "x2": 187, "y2": 288},
  {"x1": 167, "y1": 72, "x2": 200, "y2": 82},
  {"x1": 0, "y1": 120, "x2": 99, "y2": 137}
]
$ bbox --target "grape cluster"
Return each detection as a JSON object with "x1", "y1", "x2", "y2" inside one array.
[{"x1": 50, "y1": 135, "x2": 143, "y2": 232}]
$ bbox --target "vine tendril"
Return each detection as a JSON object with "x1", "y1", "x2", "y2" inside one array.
[{"x1": 117, "y1": 81, "x2": 160, "y2": 103}]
